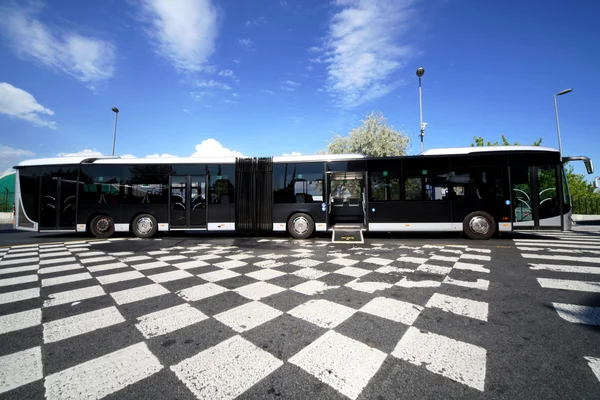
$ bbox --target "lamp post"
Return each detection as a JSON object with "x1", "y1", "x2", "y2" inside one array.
[
  {"x1": 416, "y1": 67, "x2": 427, "y2": 154},
  {"x1": 553, "y1": 88, "x2": 572, "y2": 158},
  {"x1": 111, "y1": 107, "x2": 119, "y2": 156}
]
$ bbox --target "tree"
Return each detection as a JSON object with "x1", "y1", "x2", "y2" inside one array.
[
  {"x1": 319, "y1": 111, "x2": 410, "y2": 156},
  {"x1": 471, "y1": 134, "x2": 542, "y2": 147}
]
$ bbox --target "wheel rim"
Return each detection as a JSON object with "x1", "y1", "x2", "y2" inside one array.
[
  {"x1": 136, "y1": 217, "x2": 153, "y2": 235},
  {"x1": 469, "y1": 216, "x2": 490, "y2": 235},
  {"x1": 292, "y1": 216, "x2": 309, "y2": 235},
  {"x1": 95, "y1": 217, "x2": 112, "y2": 233}
]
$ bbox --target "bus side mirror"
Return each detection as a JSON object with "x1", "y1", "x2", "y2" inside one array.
[
  {"x1": 594, "y1": 177, "x2": 600, "y2": 189},
  {"x1": 585, "y1": 159, "x2": 594, "y2": 175}
]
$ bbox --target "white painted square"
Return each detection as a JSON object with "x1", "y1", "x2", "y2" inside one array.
[
  {"x1": 77, "y1": 251, "x2": 105, "y2": 257},
  {"x1": 176, "y1": 283, "x2": 229, "y2": 302},
  {"x1": 537, "y1": 278, "x2": 600, "y2": 293},
  {"x1": 552, "y1": 303, "x2": 600, "y2": 325},
  {"x1": 460, "y1": 253, "x2": 491, "y2": 262},
  {"x1": 136, "y1": 304, "x2": 208, "y2": 338},
  {"x1": 226, "y1": 253, "x2": 255, "y2": 261},
  {"x1": 452, "y1": 262, "x2": 490, "y2": 274},
  {"x1": 40, "y1": 251, "x2": 72, "y2": 258},
  {"x1": 254, "y1": 259, "x2": 285, "y2": 268},
  {"x1": 198, "y1": 269, "x2": 240, "y2": 282},
  {"x1": 0, "y1": 287, "x2": 40, "y2": 305},
  {"x1": 392, "y1": 327, "x2": 487, "y2": 391},
  {"x1": 375, "y1": 265, "x2": 415, "y2": 274},
  {"x1": 328, "y1": 257, "x2": 359, "y2": 267},
  {"x1": 44, "y1": 342, "x2": 163, "y2": 399},
  {"x1": 439, "y1": 249, "x2": 463, "y2": 254},
  {"x1": 291, "y1": 281, "x2": 339, "y2": 296},
  {"x1": 43, "y1": 286, "x2": 105, "y2": 307},
  {"x1": 38, "y1": 263, "x2": 82, "y2": 275},
  {"x1": 466, "y1": 248, "x2": 491, "y2": 253},
  {"x1": 431, "y1": 255, "x2": 460, "y2": 263},
  {"x1": 426, "y1": 293, "x2": 488, "y2": 321},
  {"x1": 585, "y1": 356, "x2": 600, "y2": 383},
  {"x1": 363, "y1": 257, "x2": 394, "y2": 266},
  {"x1": 120, "y1": 255, "x2": 152, "y2": 263},
  {"x1": 148, "y1": 250, "x2": 170, "y2": 255},
  {"x1": 234, "y1": 281, "x2": 286, "y2": 300},
  {"x1": 213, "y1": 260, "x2": 247, "y2": 269},
  {"x1": 0, "y1": 308, "x2": 42, "y2": 335},
  {"x1": 109, "y1": 252, "x2": 134, "y2": 256},
  {"x1": 148, "y1": 270, "x2": 193, "y2": 283},
  {"x1": 172, "y1": 260, "x2": 209, "y2": 270},
  {"x1": 110, "y1": 284, "x2": 169, "y2": 305},
  {"x1": 289, "y1": 330, "x2": 387, "y2": 400},
  {"x1": 288, "y1": 299, "x2": 356, "y2": 329},
  {"x1": 0, "y1": 274, "x2": 38, "y2": 287},
  {"x1": 0, "y1": 346, "x2": 43, "y2": 395},
  {"x1": 395, "y1": 277, "x2": 441, "y2": 288},
  {"x1": 334, "y1": 266, "x2": 371, "y2": 278},
  {"x1": 96, "y1": 271, "x2": 145, "y2": 285},
  {"x1": 158, "y1": 255, "x2": 188, "y2": 262},
  {"x1": 0, "y1": 265, "x2": 38, "y2": 275},
  {"x1": 43, "y1": 306, "x2": 125, "y2": 343},
  {"x1": 360, "y1": 297, "x2": 423, "y2": 325},
  {"x1": 3, "y1": 251, "x2": 38, "y2": 259},
  {"x1": 416, "y1": 264, "x2": 452, "y2": 275},
  {"x1": 0, "y1": 257, "x2": 39, "y2": 266},
  {"x1": 78, "y1": 256, "x2": 113, "y2": 264},
  {"x1": 87, "y1": 262, "x2": 129, "y2": 273},
  {"x1": 130, "y1": 261, "x2": 170, "y2": 271},
  {"x1": 258, "y1": 253, "x2": 287, "y2": 260},
  {"x1": 171, "y1": 335, "x2": 283, "y2": 400},
  {"x1": 443, "y1": 277, "x2": 490, "y2": 291},
  {"x1": 246, "y1": 269, "x2": 287, "y2": 281},
  {"x1": 41, "y1": 272, "x2": 93, "y2": 287},
  {"x1": 291, "y1": 259, "x2": 323, "y2": 268},
  {"x1": 346, "y1": 280, "x2": 393, "y2": 294},
  {"x1": 215, "y1": 301, "x2": 283, "y2": 333},
  {"x1": 397, "y1": 256, "x2": 429, "y2": 264},
  {"x1": 293, "y1": 267, "x2": 329, "y2": 280},
  {"x1": 194, "y1": 254, "x2": 222, "y2": 261}
]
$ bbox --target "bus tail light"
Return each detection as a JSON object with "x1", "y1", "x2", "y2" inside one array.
[{"x1": 501, "y1": 217, "x2": 509, "y2": 221}]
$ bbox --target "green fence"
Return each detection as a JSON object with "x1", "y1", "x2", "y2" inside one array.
[
  {"x1": 1, "y1": 190, "x2": 14, "y2": 213},
  {"x1": 572, "y1": 197, "x2": 600, "y2": 215}
]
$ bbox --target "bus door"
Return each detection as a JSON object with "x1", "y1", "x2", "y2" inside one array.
[
  {"x1": 326, "y1": 171, "x2": 367, "y2": 227},
  {"x1": 39, "y1": 176, "x2": 77, "y2": 231},
  {"x1": 169, "y1": 175, "x2": 207, "y2": 229},
  {"x1": 511, "y1": 165, "x2": 561, "y2": 229}
]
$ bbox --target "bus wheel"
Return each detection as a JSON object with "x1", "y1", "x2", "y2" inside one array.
[
  {"x1": 132, "y1": 214, "x2": 157, "y2": 239},
  {"x1": 463, "y1": 211, "x2": 496, "y2": 240},
  {"x1": 287, "y1": 213, "x2": 314, "y2": 239},
  {"x1": 90, "y1": 215, "x2": 115, "y2": 238}
]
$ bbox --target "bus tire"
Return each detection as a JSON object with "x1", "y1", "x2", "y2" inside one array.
[
  {"x1": 90, "y1": 215, "x2": 115, "y2": 238},
  {"x1": 132, "y1": 214, "x2": 158, "y2": 239},
  {"x1": 287, "y1": 213, "x2": 314, "y2": 239},
  {"x1": 463, "y1": 211, "x2": 496, "y2": 240}
]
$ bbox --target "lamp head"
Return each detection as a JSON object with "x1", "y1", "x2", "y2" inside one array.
[
  {"x1": 112, "y1": 107, "x2": 119, "y2": 113},
  {"x1": 416, "y1": 67, "x2": 425, "y2": 77}
]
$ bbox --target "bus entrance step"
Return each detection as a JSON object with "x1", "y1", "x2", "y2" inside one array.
[{"x1": 331, "y1": 229, "x2": 364, "y2": 244}]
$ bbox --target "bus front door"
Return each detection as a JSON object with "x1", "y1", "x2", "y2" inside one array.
[
  {"x1": 169, "y1": 175, "x2": 207, "y2": 229},
  {"x1": 39, "y1": 176, "x2": 77, "y2": 231},
  {"x1": 511, "y1": 165, "x2": 561, "y2": 230}
]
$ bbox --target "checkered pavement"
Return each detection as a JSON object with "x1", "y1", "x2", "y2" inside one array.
[{"x1": 0, "y1": 237, "x2": 493, "y2": 399}]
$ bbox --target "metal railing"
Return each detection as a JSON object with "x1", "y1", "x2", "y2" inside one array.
[
  {"x1": 1, "y1": 190, "x2": 14, "y2": 213},
  {"x1": 572, "y1": 197, "x2": 600, "y2": 215}
]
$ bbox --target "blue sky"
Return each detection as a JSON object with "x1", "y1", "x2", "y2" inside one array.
[{"x1": 0, "y1": 0, "x2": 598, "y2": 179}]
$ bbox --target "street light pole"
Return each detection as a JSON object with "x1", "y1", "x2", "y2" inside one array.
[
  {"x1": 553, "y1": 88, "x2": 572, "y2": 159},
  {"x1": 111, "y1": 107, "x2": 119, "y2": 156},
  {"x1": 416, "y1": 67, "x2": 426, "y2": 154}
]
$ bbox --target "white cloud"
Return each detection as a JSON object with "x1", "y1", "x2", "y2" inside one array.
[
  {"x1": 233, "y1": 58, "x2": 240, "y2": 64},
  {"x1": 260, "y1": 89, "x2": 275, "y2": 95},
  {"x1": 182, "y1": 108, "x2": 190, "y2": 113},
  {"x1": 306, "y1": 65, "x2": 314, "y2": 71},
  {"x1": 140, "y1": 0, "x2": 218, "y2": 73},
  {"x1": 280, "y1": 86, "x2": 295, "y2": 92},
  {"x1": 282, "y1": 151, "x2": 302, "y2": 156},
  {"x1": 1, "y1": 5, "x2": 115, "y2": 89},
  {"x1": 190, "y1": 91, "x2": 213, "y2": 99},
  {"x1": 232, "y1": 93, "x2": 240, "y2": 97},
  {"x1": 194, "y1": 80, "x2": 232, "y2": 90},
  {"x1": 146, "y1": 153, "x2": 175, "y2": 158},
  {"x1": 238, "y1": 38, "x2": 254, "y2": 51},
  {"x1": 57, "y1": 149, "x2": 103, "y2": 157},
  {"x1": 317, "y1": 0, "x2": 416, "y2": 107},
  {"x1": 245, "y1": 17, "x2": 266, "y2": 27},
  {"x1": 120, "y1": 154, "x2": 136, "y2": 158},
  {"x1": 0, "y1": 82, "x2": 56, "y2": 129},
  {"x1": 191, "y1": 139, "x2": 244, "y2": 157},
  {"x1": 0, "y1": 144, "x2": 34, "y2": 158},
  {"x1": 218, "y1": 69, "x2": 234, "y2": 77},
  {"x1": 284, "y1": 80, "x2": 300, "y2": 86}
]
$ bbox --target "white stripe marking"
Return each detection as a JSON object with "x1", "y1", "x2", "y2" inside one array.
[
  {"x1": 0, "y1": 287, "x2": 40, "y2": 305},
  {"x1": 39, "y1": 257, "x2": 77, "y2": 265},
  {"x1": 584, "y1": 356, "x2": 600, "y2": 383},
  {"x1": 79, "y1": 256, "x2": 115, "y2": 264},
  {"x1": 392, "y1": 326, "x2": 486, "y2": 391},
  {"x1": 291, "y1": 280, "x2": 339, "y2": 295},
  {"x1": 86, "y1": 262, "x2": 129, "y2": 273},
  {"x1": 215, "y1": 301, "x2": 283, "y2": 333},
  {"x1": 346, "y1": 280, "x2": 392, "y2": 294},
  {"x1": 78, "y1": 251, "x2": 106, "y2": 257},
  {"x1": 0, "y1": 257, "x2": 39, "y2": 266},
  {"x1": 529, "y1": 263, "x2": 600, "y2": 275},
  {"x1": 360, "y1": 297, "x2": 423, "y2": 325},
  {"x1": 234, "y1": 281, "x2": 286, "y2": 300},
  {"x1": 176, "y1": 283, "x2": 229, "y2": 302},
  {"x1": 431, "y1": 255, "x2": 460, "y2": 263},
  {"x1": 537, "y1": 278, "x2": 600, "y2": 293},
  {"x1": 0, "y1": 347, "x2": 43, "y2": 395},
  {"x1": 172, "y1": 260, "x2": 209, "y2": 270},
  {"x1": 44, "y1": 342, "x2": 163, "y2": 399},
  {"x1": 395, "y1": 277, "x2": 441, "y2": 288},
  {"x1": 416, "y1": 264, "x2": 452, "y2": 275},
  {"x1": 552, "y1": 303, "x2": 600, "y2": 326},
  {"x1": 171, "y1": 335, "x2": 283, "y2": 400},
  {"x1": 148, "y1": 270, "x2": 193, "y2": 283},
  {"x1": 460, "y1": 254, "x2": 491, "y2": 261},
  {"x1": 39, "y1": 251, "x2": 72, "y2": 258},
  {"x1": 0, "y1": 274, "x2": 38, "y2": 287},
  {"x1": 136, "y1": 304, "x2": 208, "y2": 339},
  {"x1": 426, "y1": 293, "x2": 488, "y2": 321},
  {"x1": 453, "y1": 262, "x2": 490, "y2": 273},
  {"x1": 443, "y1": 277, "x2": 490, "y2": 291},
  {"x1": 0, "y1": 309, "x2": 42, "y2": 335},
  {"x1": 3, "y1": 251, "x2": 38, "y2": 259},
  {"x1": 96, "y1": 270, "x2": 145, "y2": 285},
  {"x1": 110, "y1": 283, "x2": 169, "y2": 305},
  {"x1": 130, "y1": 261, "x2": 170, "y2": 271},
  {"x1": 465, "y1": 248, "x2": 491, "y2": 253},
  {"x1": 43, "y1": 306, "x2": 125, "y2": 343},
  {"x1": 43, "y1": 286, "x2": 106, "y2": 307},
  {"x1": 515, "y1": 241, "x2": 600, "y2": 249},
  {"x1": 120, "y1": 255, "x2": 152, "y2": 263},
  {"x1": 41, "y1": 272, "x2": 93, "y2": 287},
  {"x1": 38, "y1": 263, "x2": 83, "y2": 274},
  {"x1": 288, "y1": 299, "x2": 356, "y2": 329}
]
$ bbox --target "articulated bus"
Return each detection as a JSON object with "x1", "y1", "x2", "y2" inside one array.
[{"x1": 12, "y1": 146, "x2": 593, "y2": 241}]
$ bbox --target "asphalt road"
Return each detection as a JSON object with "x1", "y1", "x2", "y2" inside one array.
[{"x1": 0, "y1": 226, "x2": 599, "y2": 399}]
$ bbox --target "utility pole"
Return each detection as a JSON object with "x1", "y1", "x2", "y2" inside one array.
[
  {"x1": 416, "y1": 67, "x2": 427, "y2": 154},
  {"x1": 111, "y1": 107, "x2": 119, "y2": 156}
]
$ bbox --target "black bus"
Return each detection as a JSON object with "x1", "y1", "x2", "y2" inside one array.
[{"x1": 12, "y1": 146, "x2": 593, "y2": 240}]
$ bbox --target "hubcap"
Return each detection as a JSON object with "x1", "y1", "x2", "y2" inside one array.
[
  {"x1": 292, "y1": 217, "x2": 309, "y2": 234},
  {"x1": 96, "y1": 218, "x2": 112, "y2": 233},
  {"x1": 136, "y1": 217, "x2": 153, "y2": 235},
  {"x1": 469, "y1": 216, "x2": 490, "y2": 235}
]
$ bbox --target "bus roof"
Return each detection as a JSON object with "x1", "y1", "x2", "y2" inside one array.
[{"x1": 14, "y1": 145, "x2": 559, "y2": 168}]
